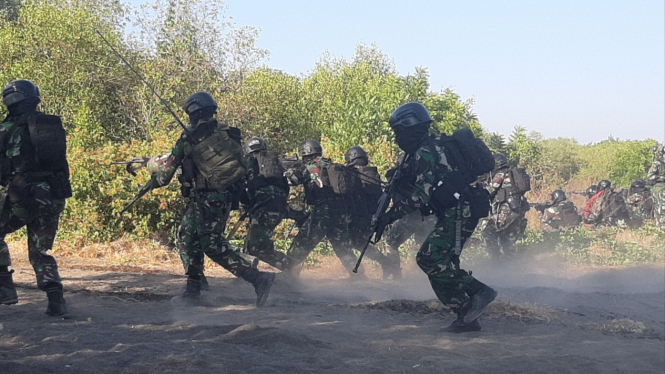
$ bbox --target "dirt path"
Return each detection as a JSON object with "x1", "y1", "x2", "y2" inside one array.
[{"x1": 1, "y1": 257, "x2": 664, "y2": 373}]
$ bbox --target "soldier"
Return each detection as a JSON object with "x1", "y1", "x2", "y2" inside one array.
[
  {"x1": 286, "y1": 139, "x2": 365, "y2": 279},
  {"x1": 344, "y1": 146, "x2": 401, "y2": 279},
  {"x1": 624, "y1": 179, "x2": 653, "y2": 223},
  {"x1": 481, "y1": 153, "x2": 530, "y2": 261},
  {"x1": 145, "y1": 92, "x2": 274, "y2": 307},
  {"x1": 384, "y1": 102, "x2": 497, "y2": 333},
  {"x1": 539, "y1": 189, "x2": 582, "y2": 233},
  {"x1": 0, "y1": 80, "x2": 72, "y2": 316},
  {"x1": 241, "y1": 136, "x2": 295, "y2": 271},
  {"x1": 584, "y1": 179, "x2": 633, "y2": 227},
  {"x1": 647, "y1": 145, "x2": 665, "y2": 230}
]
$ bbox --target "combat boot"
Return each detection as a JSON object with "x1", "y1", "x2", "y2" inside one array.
[
  {"x1": 44, "y1": 284, "x2": 67, "y2": 317},
  {"x1": 440, "y1": 316, "x2": 481, "y2": 333},
  {"x1": 464, "y1": 284, "x2": 498, "y2": 324},
  {"x1": 242, "y1": 268, "x2": 275, "y2": 307},
  {"x1": 170, "y1": 277, "x2": 205, "y2": 306},
  {"x1": 0, "y1": 270, "x2": 18, "y2": 305}
]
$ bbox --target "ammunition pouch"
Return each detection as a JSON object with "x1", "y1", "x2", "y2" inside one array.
[{"x1": 466, "y1": 185, "x2": 491, "y2": 219}]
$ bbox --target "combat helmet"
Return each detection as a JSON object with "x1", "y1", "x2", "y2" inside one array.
[
  {"x1": 389, "y1": 102, "x2": 433, "y2": 129},
  {"x1": 2, "y1": 79, "x2": 40, "y2": 107},
  {"x1": 551, "y1": 189, "x2": 567, "y2": 204},
  {"x1": 345, "y1": 146, "x2": 369, "y2": 167},
  {"x1": 299, "y1": 139, "x2": 323, "y2": 158},
  {"x1": 585, "y1": 184, "x2": 599, "y2": 197},
  {"x1": 184, "y1": 92, "x2": 217, "y2": 115},
  {"x1": 630, "y1": 179, "x2": 646, "y2": 192},
  {"x1": 597, "y1": 179, "x2": 612, "y2": 191},
  {"x1": 244, "y1": 137, "x2": 267, "y2": 155},
  {"x1": 493, "y1": 153, "x2": 509, "y2": 170}
]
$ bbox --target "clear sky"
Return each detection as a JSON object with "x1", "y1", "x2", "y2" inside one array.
[{"x1": 128, "y1": 0, "x2": 664, "y2": 144}]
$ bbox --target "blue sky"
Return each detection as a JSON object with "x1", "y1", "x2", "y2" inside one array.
[{"x1": 128, "y1": 0, "x2": 664, "y2": 144}]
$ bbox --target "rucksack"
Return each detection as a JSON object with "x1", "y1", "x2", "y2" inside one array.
[
  {"x1": 428, "y1": 128, "x2": 494, "y2": 212},
  {"x1": 255, "y1": 150, "x2": 285, "y2": 179},
  {"x1": 356, "y1": 165, "x2": 383, "y2": 200},
  {"x1": 510, "y1": 167, "x2": 531, "y2": 194},
  {"x1": 326, "y1": 163, "x2": 361, "y2": 195}
]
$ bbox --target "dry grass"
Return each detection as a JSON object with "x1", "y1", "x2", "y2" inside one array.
[
  {"x1": 578, "y1": 319, "x2": 647, "y2": 334},
  {"x1": 486, "y1": 299, "x2": 562, "y2": 324}
]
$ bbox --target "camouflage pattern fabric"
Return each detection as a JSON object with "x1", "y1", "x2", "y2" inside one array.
[
  {"x1": 389, "y1": 137, "x2": 485, "y2": 311},
  {"x1": 482, "y1": 169, "x2": 527, "y2": 259},
  {"x1": 625, "y1": 190, "x2": 653, "y2": 221},
  {"x1": 244, "y1": 186, "x2": 294, "y2": 270},
  {"x1": 385, "y1": 209, "x2": 437, "y2": 257},
  {"x1": 177, "y1": 191, "x2": 252, "y2": 277},
  {"x1": 0, "y1": 184, "x2": 65, "y2": 291},
  {"x1": 648, "y1": 159, "x2": 665, "y2": 230},
  {"x1": 540, "y1": 201, "x2": 581, "y2": 233},
  {"x1": 287, "y1": 199, "x2": 360, "y2": 275}
]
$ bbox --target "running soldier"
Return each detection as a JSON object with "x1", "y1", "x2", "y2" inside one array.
[
  {"x1": 0, "y1": 80, "x2": 72, "y2": 316},
  {"x1": 647, "y1": 146, "x2": 665, "y2": 230},
  {"x1": 481, "y1": 153, "x2": 530, "y2": 260},
  {"x1": 344, "y1": 146, "x2": 401, "y2": 279},
  {"x1": 145, "y1": 92, "x2": 274, "y2": 306},
  {"x1": 384, "y1": 102, "x2": 497, "y2": 333},
  {"x1": 286, "y1": 140, "x2": 365, "y2": 279},
  {"x1": 241, "y1": 137, "x2": 295, "y2": 270}
]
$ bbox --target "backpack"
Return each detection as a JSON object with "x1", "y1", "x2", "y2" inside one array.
[
  {"x1": 509, "y1": 167, "x2": 531, "y2": 194},
  {"x1": 255, "y1": 151, "x2": 285, "y2": 179},
  {"x1": 326, "y1": 163, "x2": 361, "y2": 195},
  {"x1": 428, "y1": 128, "x2": 494, "y2": 213},
  {"x1": 356, "y1": 165, "x2": 383, "y2": 200}
]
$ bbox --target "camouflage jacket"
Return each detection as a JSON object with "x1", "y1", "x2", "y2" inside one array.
[
  {"x1": 625, "y1": 189, "x2": 653, "y2": 219},
  {"x1": 541, "y1": 200, "x2": 581, "y2": 232},
  {"x1": 647, "y1": 159, "x2": 665, "y2": 186}
]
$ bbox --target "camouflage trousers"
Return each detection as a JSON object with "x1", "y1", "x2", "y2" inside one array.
[
  {"x1": 288, "y1": 202, "x2": 360, "y2": 275},
  {"x1": 481, "y1": 203, "x2": 526, "y2": 260},
  {"x1": 245, "y1": 208, "x2": 293, "y2": 270},
  {"x1": 0, "y1": 188, "x2": 65, "y2": 290},
  {"x1": 178, "y1": 191, "x2": 252, "y2": 278},
  {"x1": 417, "y1": 205, "x2": 481, "y2": 311},
  {"x1": 350, "y1": 215, "x2": 399, "y2": 270},
  {"x1": 652, "y1": 184, "x2": 665, "y2": 231},
  {"x1": 386, "y1": 210, "x2": 437, "y2": 256}
]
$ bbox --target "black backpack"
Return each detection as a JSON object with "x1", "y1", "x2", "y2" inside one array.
[
  {"x1": 255, "y1": 151, "x2": 285, "y2": 179},
  {"x1": 428, "y1": 128, "x2": 494, "y2": 215},
  {"x1": 509, "y1": 167, "x2": 531, "y2": 194},
  {"x1": 326, "y1": 163, "x2": 361, "y2": 195}
]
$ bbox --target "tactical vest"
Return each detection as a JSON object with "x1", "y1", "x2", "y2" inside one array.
[
  {"x1": 188, "y1": 124, "x2": 246, "y2": 191},
  {"x1": 326, "y1": 163, "x2": 361, "y2": 195},
  {"x1": 247, "y1": 151, "x2": 288, "y2": 194},
  {"x1": 558, "y1": 201, "x2": 582, "y2": 226},
  {"x1": 0, "y1": 113, "x2": 72, "y2": 199}
]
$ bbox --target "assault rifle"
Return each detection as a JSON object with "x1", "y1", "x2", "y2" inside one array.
[
  {"x1": 529, "y1": 202, "x2": 551, "y2": 213},
  {"x1": 353, "y1": 153, "x2": 411, "y2": 273},
  {"x1": 567, "y1": 191, "x2": 588, "y2": 196},
  {"x1": 112, "y1": 157, "x2": 150, "y2": 177},
  {"x1": 98, "y1": 30, "x2": 198, "y2": 215}
]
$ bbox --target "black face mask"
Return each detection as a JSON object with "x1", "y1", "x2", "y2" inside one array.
[
  {"x1": 393, "y1": 125, "x2": 428, "y2": 153},
  {"x1": 7, "y1": 99, "x2": 38, "y2": 117}
]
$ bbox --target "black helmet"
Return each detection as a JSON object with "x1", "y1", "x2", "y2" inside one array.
[
  {"x1": 299, "y1": 139, "x2": 323, "y2": 158},
  {"x1": 494, "y1": 153, "x2": 509, "y2": 170},
  {"x1": 598, "y1": 179, "x2": 611, "y2": 190},
  {"x1": 345, "y1": 146, "x2": 369, "y2": 166},
  {"x1": 2, "y1": 79, "x2": 40, "y2": 107},
  {"x1": 630, "y1": 179, "x2": 646, "y2": 190},
  {"x1": 586, "y1": 184, "x2": 599, "y2": 197},
  {"x1": 389, "y1": 102, "x2": 433, "y2": 129},
  {"x1": 551, "y1": 189, "x2": 567, "y2": 204},
  {"x1": 184, "y1": 92, "x2": 218, "y2": 115},
  {"x1": 244, "y1": 136, "x2": 267, "y2": 155}
]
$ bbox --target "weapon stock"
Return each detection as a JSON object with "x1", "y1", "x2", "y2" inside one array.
[
  {"x1": 528, "y1": 202, "x2": 551, "y2": 213},
  {"x1": 112, "y1": 157, "x2": 151, "y2": 177},
  {"x1": 353, "y1": 154, "x2": 411, "y2": 273}
]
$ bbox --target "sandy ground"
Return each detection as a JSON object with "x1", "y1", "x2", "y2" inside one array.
[{"x1": 1, "y1": 254, "x2": 664, "y2": 374}]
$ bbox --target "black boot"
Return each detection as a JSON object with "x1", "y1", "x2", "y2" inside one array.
[
  {"x1": 44, "y1": 284, "x2": 67, "y2": 317},
  {"x1": 171, "y1": 277, "x2": 204, "y2": 306},
  {"x1": 440, "y1": 315, "x2": 481, "y2": 333},
  {"x1": 242, "y1": 268, "x2": 275, "y2": 307},
  {"x1": 0, "y1": 270, "x2": 18, "y2": 305},
  {"x1": 464, "y1": 284, "x2": 498, "y2": 323}
]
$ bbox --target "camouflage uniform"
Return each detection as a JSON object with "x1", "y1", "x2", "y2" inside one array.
[
  {"x1": 243, "y1": 154, "x2": 293, "y2": 270},
  {"x1": 149, "y1": 120, "x2": 257, "y2": 280},
  {"x1": 481, "y1": 168, "x2": 528, "y2": 260},
  {"x1": 647, "y1": 158, "x2": 665, "y2": 230},
  {"x1": 390, "y1": 139, "x2": 488, "y2": 314},
  {"x1": 540, "y1": 201, "x2": 581, "y2": 233},
  {"x1": 624, "y1": 188, "x2": 653, "y2": 222},
  {"x1": 287, "y1": 156, "x2": 361, "y2": 275},
  {"x1": 0, "y1": 114, "x2": 68, "y2": 291}
]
